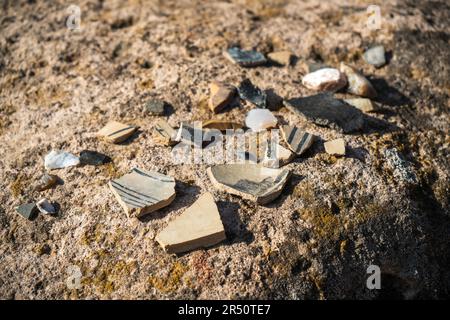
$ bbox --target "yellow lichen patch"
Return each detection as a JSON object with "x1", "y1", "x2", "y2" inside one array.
[
  {"x1": 292, "y1": 181, "x2": 316, "y2": 205},
  {"x1": 80, "y1": 224, "x2": 106, "y2": 246},
  {"x1": 10, "y1": 173, "x2": 27, "y2": 198},
  {"x1": 148, "y1": 261, "x2": 189, "y2": 293},
  {"x1": 300, "y1": 206, "x2": 342, "y2": 240},
  {"x1": 340, "y1": 239, "x2": 349, "y2": 257},
  {"x1": 101, "y1": 162, "x2": 124, "y2": 180}
]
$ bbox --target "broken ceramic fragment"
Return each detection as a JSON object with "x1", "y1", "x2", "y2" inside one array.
[
  {"x1": 144, "y1": 98, "x2": 165, "y2": 115},
  {"x1": 245, "y1": 109, "x2": 277, "y2": 132},
  {"x1": 224, "y1": 47, "x2": 267, "y2": 67},
  {"x1": 36, "y1": 198, "x2": 56, "y2": 215},
  {"x1": 156, "y1": 192, "x2": 226, "y2": 254},
  {"x1": 207, "y1": 164, "x2": 290, "y2": 204},
  {"x1": 302, "y1": 68, "x2": 347, "y2": 92},
  {"x1": 79, "y1": 150, "x2": 111, "y2": 166},
  {"x1": 262, "y1": 143, "x2": 294, "y2": 168},
  {"x1": 344, "y1": 98, "x2": 378, "y2": 113},
  {"x1": 203, "y1": 120, "x2": 243, "y2": 132},
  {"x1": 153, "y1": 119, "x2": 177, "y2": 146},
  {"x1": 109, "y1": 168, "x2": 176, "y2": 218},
  {"x1": 280, "y1": 125, "x2": 315, "y2": 156},
  {"x1": 267, "y1": 51, "x2": 293, "y2": 66},
  {"x1": 340, "y1": 63, "x2": 377, "y2": 98},
  {"x1": 284, "y1": 93, "x2": 364, "y2": 133},
  {"x1": 97, "y1": 121, "x2": 137, "y2": 144},
  {"x1": 363, "y1": 45, "x2": 386, "y2": 68},
  {"x1": 324, "y1": 138, "x2": 346, "y2": 156},
  {"x1": 44, "y1": 150, "x2": 80, "y2": 170},
  {"x1": 238, "y1": 79, "x2": 267, "y2": 108},
  {"x1": 34, "y1": 173, "x2": 58, "y2": 191},
  {"x1": 16, "y1": 203, "x2": 38, "y2": 220},
  {"x1": 208, "y1": 82, "x2": 236, "y2": 113}
]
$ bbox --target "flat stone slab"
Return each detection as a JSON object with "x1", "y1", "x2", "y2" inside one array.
[
  {"x1": 109, "y1": 168, "x2": 176, "y2": 218},
  {"x1": 340, "y1": 63, "x2": 377, "y2": 98},
  {"x1": 156, "y1": 192, "x2": 226, "y2": 254},
  {"x1": 224, "y1": 47, "x2": 267, "y2": 67},
  {"x1": 302, "y1": 68, "x2": 347, "y2": 92},
  {"x1": 207, "y1": 164, "x2": 290, "y2": 204},
  {"x1": 16, "y1": 203, "x2": 38, "y2": 220},
  {"x1": 284, "y1": 93, "x2": 364, "y2": 133},
  {"x1": 280, "y1": 125, "x2": 315, "y2": 156},
  {"x1": 44, "y1": 150, "x2": 80, "y2": 170},
  {"x1": 324, "y1": 138, "x2": 346, "y2": 156},
  {"x1": 97, "y1": 121, "x2": 137, "y2": 143},
  {"x1": 238, "y1": 78, "x2": 267, "y2": 108},
  {"x1": 153, "y1": 119, "x2": 177, "y2": 146},
  {"x1": 208, "y1": 82, "x2": 236, "y2": 113}
]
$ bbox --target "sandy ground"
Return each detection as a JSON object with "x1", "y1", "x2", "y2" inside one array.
[{"x1": 0, "y1": 0, "x2": 449, "y2": 299}]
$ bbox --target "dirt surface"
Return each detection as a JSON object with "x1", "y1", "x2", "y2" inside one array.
[{"x1": 0, "y1": 0, "x2": 449, "y2": 299}]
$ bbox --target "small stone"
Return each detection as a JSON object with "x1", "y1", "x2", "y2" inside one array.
[
  {"x1": 96, "y1": 121, "x2": 137, "y2": 144},
  {"x1": 207, "y1": 164, "x2": 291, "y2": 204},
  {"x1": 203, "y1": 120, "x2": 243, "y2": 132},
  {"x1": 262, "y1": 143, "x2": 294, "y2": 168},
  {"x1": 175, "y1": 122, "x2": 206, "y2": 148},
  {"x1": 34, "y1": 173, "x2": 58, "y2": 191},
  {"x1": 15, "y1": 203, "x2": 38, "y2": 220},
  {"x1": 44, "y1": 150, "x2": 80, "y2": 170},
  {"x1": 109, "y1": 168, "x2": 176, "y2": 218},
  {"x1": 266, "y1": 89, "x2": 284, "y2": 111},
  {"x1": 340, "y1": 63, "x2": 377, "y2": 98},
  {"x1": 267, "y1": 51, "x2": 293, "y2": 66},
  {"x1": 153, "y1": 119, "x2": 177, "y2": 146},
  {"x1": 280, "y1": 125, "x2": 315, "y2": 155},
  {"x1": 324, "y1": 138, "x2": 346, "y2": 156},
  {"x1": 384, "y1": 148, "x2": 418, "y2": 184},
  {"x1": 238, "y1": 79, "x2": 267, "y2": 108},
  {"x1": 36, "y1": 198, "x2": 56, "y2": 215},
  {"x1": 302, "y1": 68, "x2": 347, "y2": 92},
  {"x1": 363, "y1": 45, "x2": 386, "y2": 68},
  {"x1": 155, "y1": 193, "x2": 226, "y2": 254},
  {"x1": 344, "y1": 98, "x2": 378, "y2": 113},
  {"x1": 307, "y1": 61, "x2": 330, "y2": 72},
  {"x1": 208, "y1": 82, "x2": 236, "y2": 113},
  {"x1": 285, "y1": 93, "x2": 364, "y2": 133},
  {"x1": 245, "y1": 109, "x2": 277, "y2": 131},
  {"x1": 144, "y1": 99, "x2": 165, "y2": 115},
  {"x1": 80, "y1": 150, "x2": 110, "y2": 166},
  {"x1": 224, "y1": 47, "x2": 267, "y2": 67}
]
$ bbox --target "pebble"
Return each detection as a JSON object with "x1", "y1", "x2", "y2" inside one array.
[
  {"x1": 80, "y1": 150, "x2": 111, "y2": 166},
  {"x1": 153, "y1": 119, "x2": 177, "y2": 146},
  {"x1": 280, "y1": 125, "x2": 315, "y2": 155},
  {"x1": 302, "y1": 68, "x2": 347, "y2": 92},
  {"x1": 340, "y1": 63, "x2": 377, "y2": 98},
  {"x1": 208, "y1": 81, "x2": 236, "y2": 113},
  {"x1": 144, "y1": 98, "x2": 165, "y2": 115},
  {"x1": 44, "y1": 150, "x2": 80, "y2": 170},
  {"x1": 238, "y1": 79, "x2": 267, "y2": 108},
  {"x1": 96, "y1": 121, "x2": 137, "y2": 144},
  {"x1": 109, "y1": 168, "x2": 176, "y2": 218},
  {"x1": 363, "y1": 45, "x2": 386, "y2": 68},
  {"x1": 155, "y1": 193, "x2": 226, "y2": 254},
  {"x1": 224, "y1": 47, "x2": 267, "y2": 67},
  {"x1": 262, "y1": 143, "x2": 294, "y2": 168},
  {"x1": 36, "y1": 198, "x2": 56, "y2": 215},
  {"x1": 324, "y1": 138, "x2": 346, "y2": 156},
  {"x1": 207, "y1": 164, "x2": 291, "y2": 204},
  {"x1": 284, "y1": 93, "x2": 364, "y2": 133},
  {"x1": 245, "y1": 109, "x2": 277, "y2": 131},
  {"x1": 34, "y1": 173, "x2": 58, "y2": 191},
  {"x1": 15, "y1": 203, "x2": 38, "y2": 220},
  {"x1": 267, "y1": 51, "x2": 293, "y2": 66},
  {"x1": 344, "y1": 98, "x2": 378, "y2": 113}
]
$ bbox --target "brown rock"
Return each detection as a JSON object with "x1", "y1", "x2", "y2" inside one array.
[
  {"x1": 208, "y1": 82, "x2": 236, "y2": 113},
  {"x1": 267, "y1": 51, "x2": 293, "y2": 66},
  {"x1": 324, "y1": 138, "x2": 346, "y2": 156},
  {"x1": 344, "y1": 98, "x2": 379, "y2": 113},
  {"x1": 340, "y1": 63, "x2": 377, "y2": 98}
]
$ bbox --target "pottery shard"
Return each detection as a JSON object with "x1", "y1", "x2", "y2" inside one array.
[
  {"x1": 153, "y1": 119, "x2": 177, "y2": 146},
  {"x1": 324, "y1": 138, "x2": 346, "y2": 156},
  {"x1": 284, "y1": 93, "x2": 364, "y2": 133},
  {"x1": 203, "y1": 120, "x2": 243, "y2": 132},
  {"x1": 340, "y1": 63, "x2": 377, "y2": 98},
  {"x1": 267, "y1": 51, "x2": 293, "y2": 66},
  {"x1": 97, "y1": 121, "x2": 137, "y2": 143},
  {"x1": 34, "y1": 173, "x2": 58, "y2": 191},
  {"x1": 344, "y1": 98, "x2": 378, "y2": 113},
  {"x1": 224, "y1": 47, "x2": 267, "y2": 67},
  {"x1": 207, "y1": 164, "x2": 290, "y2": 204},
  {"x1": 280, "y1": 125, "x2": 315, "y2": 155},
  {"x1": 109, "y1": 168, "x2": 176, "y2": 218},
  {"x1": 156, "y1": 193, "x2": 226, "y2": 254},
  {"x1": 208, "y1": 82, "x2": 236, "y2": 113},
  {"x1": 36, "y1": 198, "x2": 56, "y2": 215},
  {"x1": 262, "y1": 143, "x2": 294, "y2": 168},
  {"x1": 302, "y1": 68, "x2": 347, "y2": 92}
]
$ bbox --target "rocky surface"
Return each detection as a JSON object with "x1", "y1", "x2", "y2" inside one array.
[{"x1": 0, "y1": 0, "x2": 449, "y2": 300}]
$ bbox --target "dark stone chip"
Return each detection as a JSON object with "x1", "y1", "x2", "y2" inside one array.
[
  {"x1": 79, "y1": 150, "x2": 111, "y2": 166},
  {"x1": 144, "y1": 99, "x2": 166, "y2": 116},
  {"x1": 226, "y1": 47, "x2": 267, "y2": 67},
  {"x1": 238, "y1": 78, "x2": 267, "y2": 108},
  {"x1": 16, "y1": 203, "x2": 38, "y2": 220}
]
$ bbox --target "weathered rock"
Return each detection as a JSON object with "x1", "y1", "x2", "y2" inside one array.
[
  {"x1": 207, "y1": 164, "x2": 290, "y2": 204},
  {"x1": 363, "y1": 45, "x2": 386, "y2": 68},
  {"x1": 203, "y1": 120, "x2": 243, "y2": 132},
  {"x1": 96, "y1": 121, "x2": 137, "y2": 144},
  {"x1": 34, "y1": 173, "x2": 58, "y2": 191},
  {"x1": 384, "y1": 148, "x2": 418, "y2": 184},
  {"x1": 156, "y1": 193, "x2": 226, "y2": 254},
  {"x1": 153, "y1": 119, "x2": 177, "y2": 146},
  {"x1": 324, "y1": 138, "x2": 346, "y2": 156},
  {"x1": 79, "y1": 150, "x2": 111, "y2": 166},
  {"x1": 280, "y1": 125, "x2": 315, "y2": 155},
  {"x1": 36, "y1": 198, "x2": 56, "y2": 215},
  {"x1": 238, "y1": 79, "x2": 267, "y2": 108},
  {"x1": 267, "y1": 51, "x2": 293, "y2": 66},
  {"x1": 344, "y1": 98, "x2": 378, "y2": 113},
  {"x1": 302, "y1": 68, "x2": 347, "y2": 92},
  {"x1": 44, "y1": 150, "x2": 80, "y2": 170},
  {"x1": 262, "y1": 143, "x2": 294, "y2": 168},
  {"x1": 15, "y1": 203, "x2": 38, "y2": 220},
  {"x1": 340, "y1": 63, "x2": 377, "y2": 98},
  {"x1": 245, "y1": 109, "x2": 277, "y2": 131},
  {"x1": 144, "y1": 99, "x2": 165, "y2": 115},
  {"x1": 284, "y1": 93, "x2": 364, "y2": 133},
  {"x1": 224, "y1": 47, "x2": 267, "y2": 67},
  {"x1": 109, "y1": 168, "x2": 176, "y2": 218},
  {"x1": 208, "y1": 82, "x2": 236, "y2": 113}
]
